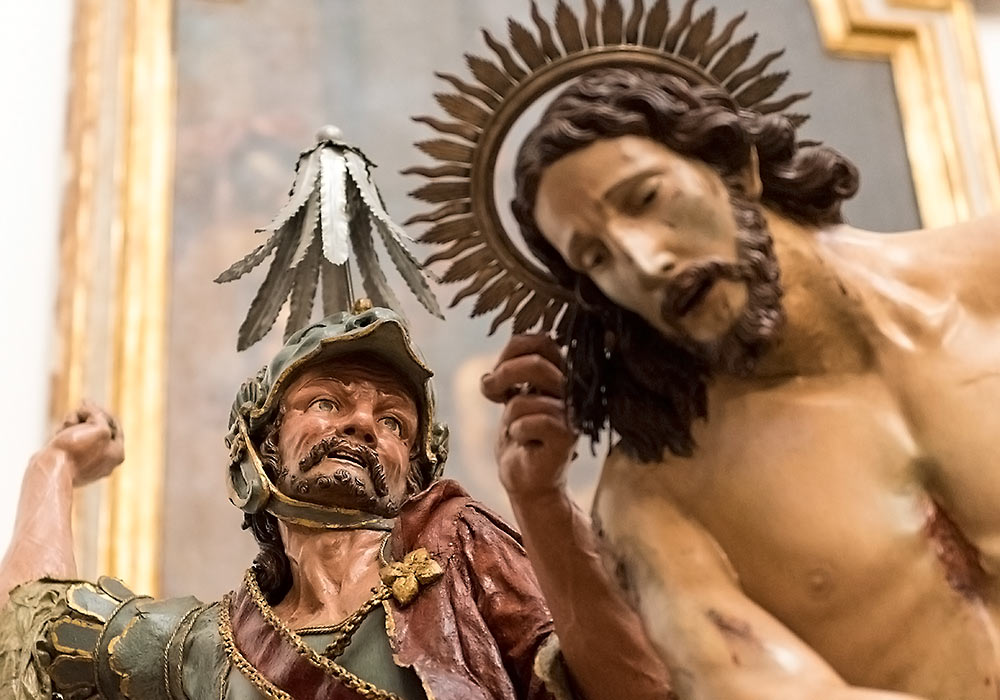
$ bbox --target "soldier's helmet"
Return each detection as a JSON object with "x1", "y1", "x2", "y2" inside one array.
[{"x1": 225, "y1": 302, "x2": 448, "y2": 520}]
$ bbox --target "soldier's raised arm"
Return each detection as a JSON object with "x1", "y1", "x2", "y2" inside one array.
[{"x1": 0, "y1": 400, "x2": 123, "y2": 607}]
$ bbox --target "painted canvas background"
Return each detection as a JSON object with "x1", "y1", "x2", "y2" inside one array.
[{"x1": 161, "y1": 0, "x2": 919, "y2": 601}]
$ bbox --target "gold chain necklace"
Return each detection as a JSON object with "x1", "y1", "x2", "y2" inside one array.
[
  {"x1": 319, "y1": 585, "x2": 393, "y2": 659},
  {"x1": 295, "y1": 535, "x2": 394, "y2": 638},
  {"x1": 221, "y1": 537, "x2": 443, "y2": 700},
  {"x1": 235, "y1": 568, "x2": 402, "y2": 700},
  {"x1": 317, "y1": 535, "x2": 393, "y2": 658}
]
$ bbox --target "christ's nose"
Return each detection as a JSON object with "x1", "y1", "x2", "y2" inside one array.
[
  {"x1": 622, "y1": 239, "x2": 677, "y2": 279},
  {"x1": 608, "y1": 221, "x2": 677, "y2": 279},
  {"x1": 642, "y1": 253, "x2": 676, "y2": 277}
]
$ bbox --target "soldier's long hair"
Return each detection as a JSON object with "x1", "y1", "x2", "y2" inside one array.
[
  {"x1": 244, "y1": 414, "x2": 294, "y2": 604},
  {"x1": 511, "y1": 68, "x2": 859, "y2": 461}
]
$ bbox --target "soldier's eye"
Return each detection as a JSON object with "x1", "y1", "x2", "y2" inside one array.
[
  {"x1": 311, "y1": 398, "x2": 337, "y2": 413},
  {"x1": 380, "y1": 416, "x2": 403, "y2": 437}
]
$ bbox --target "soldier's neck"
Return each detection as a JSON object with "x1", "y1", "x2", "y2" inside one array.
[
  {"x1": 272, "y1": 521, "x2": 388, "y2": 629},
  {"x1": 749, "y1": 210, "x2": 876, "y2": 380}
]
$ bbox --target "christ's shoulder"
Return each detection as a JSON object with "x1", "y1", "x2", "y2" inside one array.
[{"x1": 818, "y1": 214, "x2": 1000, "y2": 318}]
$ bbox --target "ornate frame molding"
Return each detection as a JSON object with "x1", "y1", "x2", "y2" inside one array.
[
  {"x1": 810, "y1": 0, "x2": 1000, "y2": 225},
  {"x1": 54, "y1": 0, "x2": 175, "y2": 595}
]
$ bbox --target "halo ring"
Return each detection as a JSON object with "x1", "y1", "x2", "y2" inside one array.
[
  {"x1": 473, "y1": 47, "x2": 731, "y2": 305},
  {"x1": 406, "y1": 0, "x2": 808, "y2": 334}
]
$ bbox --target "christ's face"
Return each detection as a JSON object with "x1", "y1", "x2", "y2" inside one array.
[
  {"x1": 534, "y1": 135, "x2": 750, "y2": 345},
  {"x1": 273, "y1": 357, "x2": 419, "y2": 517}
]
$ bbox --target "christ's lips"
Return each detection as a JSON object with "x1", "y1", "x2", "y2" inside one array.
[
  {"x1": 672, "y1": 276, "x2": 715, "y2": 317},
  {"x1": 298, "y1": 435, "x2": 389, "y2": 497},
  {"x1": 662, "y1": 260, "x2": 746, "y2": 320}
]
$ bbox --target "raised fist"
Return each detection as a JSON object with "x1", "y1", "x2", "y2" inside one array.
[
  {"x1": 481, "y1": 335, "x2": 578, "y2": 498},
  {"x1": 47, "y1": 401, "x2": 125, "y2": 487}
]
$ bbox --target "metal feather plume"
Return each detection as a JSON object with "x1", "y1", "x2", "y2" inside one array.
[{"x1": 216, "y1": 126, "x2": 443, "y2": 351}]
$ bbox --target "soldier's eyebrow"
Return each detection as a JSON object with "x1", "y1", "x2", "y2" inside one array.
[
  {"x1": 306, "y1": 376, "x2": 348, "y2": 387},
  {"x1": 295, "y1": 376, "x2": 350, "y2": 395},
  {"x1": 372, "y1": 380, "x2": 418, "y2": 413},
  {"x1": 376, "y1": 388, "x2": 409, "y2": 403}
]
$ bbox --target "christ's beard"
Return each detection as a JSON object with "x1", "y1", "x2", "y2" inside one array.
[
  {"x1": 277, "y1": 435, "x2": 400, "y2": 517},
  {"x1": 659, "y1": 190, "x2": 784, "y2": 376}
]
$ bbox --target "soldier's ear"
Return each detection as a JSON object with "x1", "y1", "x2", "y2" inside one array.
[{"x1": 740, "y1": 146, "x2": 763, "y2": 201}]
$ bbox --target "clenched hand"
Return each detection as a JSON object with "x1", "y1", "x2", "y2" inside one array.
[
  {"x1": 48, "y1": 400, "x2": 125, "y2": 486},
  {"x1": 481, "y1": 335, "x2": 578, "y2": 499}
]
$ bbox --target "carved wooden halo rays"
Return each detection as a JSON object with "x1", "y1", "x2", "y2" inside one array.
[{"x1": 405, "y1": 0, "x2": 810, "y2": 335}]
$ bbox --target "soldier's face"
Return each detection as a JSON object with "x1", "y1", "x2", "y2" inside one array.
[
  {"x1": 533, "y1": 135, "x2": 750, "y2": 345},
  {"x1": 274, "y1": 358, "x2": 419, "y2": 516}
]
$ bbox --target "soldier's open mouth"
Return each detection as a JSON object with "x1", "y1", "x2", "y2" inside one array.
[
  {"x1": 325, "y1": 451, "x2": 365, "y2": 469},
  {"x1": 324, "y1": 449, "x2": 389, "y2": 497}
]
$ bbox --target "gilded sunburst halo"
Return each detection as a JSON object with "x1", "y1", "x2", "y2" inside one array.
[{"x1": 404, "y1": 0, "x2": 809, "y2": 336}]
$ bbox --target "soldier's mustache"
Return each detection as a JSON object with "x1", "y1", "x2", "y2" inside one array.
[{"x1": 297, "y1": 435, "x2": 388, "y2": 497}]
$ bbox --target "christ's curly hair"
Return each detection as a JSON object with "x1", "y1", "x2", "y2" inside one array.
[{"x1": 511, "y1": 68, "x2": 858, "y2": 461}]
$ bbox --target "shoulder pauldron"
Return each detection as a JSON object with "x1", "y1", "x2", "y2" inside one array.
[{"x1": 2, "y1": 577, "x2": 225, "y2": 700}]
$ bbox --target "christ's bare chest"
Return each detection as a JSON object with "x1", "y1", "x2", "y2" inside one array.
[
  {"x1": 639, "y1": 355, "x2": 1000, "y2": 695},
  {"x1": 669, "y1": 372, "x2": 932, "y2": 616}
]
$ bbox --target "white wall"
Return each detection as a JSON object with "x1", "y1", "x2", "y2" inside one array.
[{"x1": 0, "y1": 3, "x2": 73, "y2": 551}]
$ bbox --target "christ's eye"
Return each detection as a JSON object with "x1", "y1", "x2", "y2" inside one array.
[
  {"x1": 311, "y1": 398, "x2": 338, "y2": 413},
  {"x1": 578, "y1": 242, "x2": 610, "y2": 270},
  {"x1": 379, "y1": 415, "x2": 403, "y2": 437},
  {"x1": 635, "y1": 180, "x2": 660, "y2": 211}
]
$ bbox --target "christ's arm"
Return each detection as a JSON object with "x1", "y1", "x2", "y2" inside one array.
[
  {"x1": 484, "y1": 334, "x2": 672, "y2": 700},
  {"x1": 485, "y1": 334, "x2": 928, "y2": 700}
]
